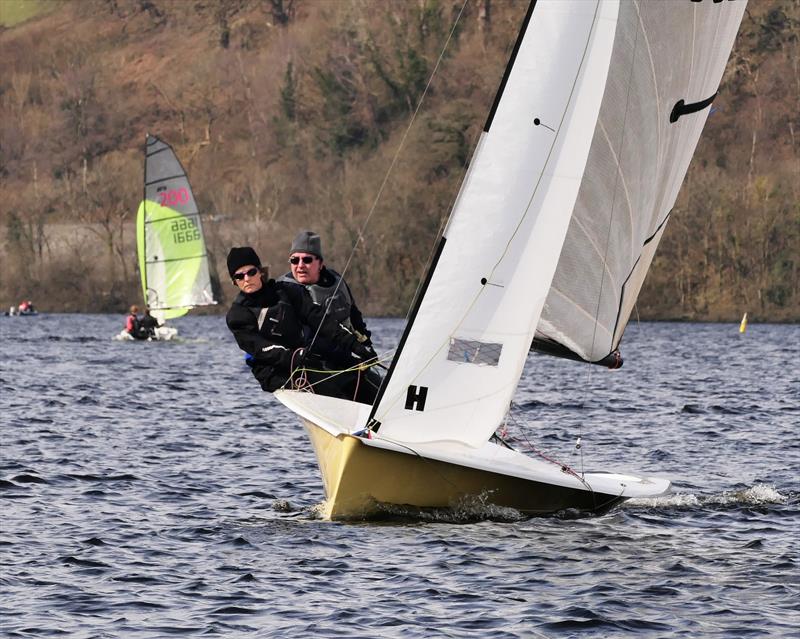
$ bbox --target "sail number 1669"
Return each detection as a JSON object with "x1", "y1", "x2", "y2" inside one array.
[{"x1": 171, "y1": 218, "x2": 200, "y2": 243}]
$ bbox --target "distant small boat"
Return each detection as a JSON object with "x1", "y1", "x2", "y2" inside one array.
[
  {"x1": 739, "y1": 312, "x2": 748, "y2": 334},
  {"x1": 116, "y1": 135, "x2": 217, "y2": 341},
  {"x1": 5, "y1": 303, "x2": 38, "y2": 317}
]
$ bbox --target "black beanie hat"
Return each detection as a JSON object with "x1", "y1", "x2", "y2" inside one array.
[
  {"x1": 227, "y1": 246, "x2": 261, "y2": 278},
  {"x1": 289, "y1": 230, "x2": 323, "y2": 259}
]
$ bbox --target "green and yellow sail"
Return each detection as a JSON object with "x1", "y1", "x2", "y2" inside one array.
[{"x1": 136, "y1": 135, "x2": 216, "y2": 321}]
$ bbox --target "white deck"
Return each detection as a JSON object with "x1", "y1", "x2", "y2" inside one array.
[{"x1": 274, "y1": 389, "x2": 670, "y2": 499}]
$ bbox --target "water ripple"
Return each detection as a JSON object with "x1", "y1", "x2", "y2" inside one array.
[{"x1": 1, "y1": 316, "x2": 797, "y2": 638}]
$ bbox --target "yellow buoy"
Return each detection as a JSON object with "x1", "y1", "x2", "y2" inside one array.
[{"x1": 739, "y1": 312, "x2": 748, "y2": 333}]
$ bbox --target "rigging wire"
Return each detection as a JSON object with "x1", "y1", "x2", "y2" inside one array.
[
  {"x1": 296, "y1": 0, "x2": 471, "y2": 374},
  {"x1": 503, "y1": 403, "x2": 595, "y2": 494}
]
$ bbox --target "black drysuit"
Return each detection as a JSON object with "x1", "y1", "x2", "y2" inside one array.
[{"x1": 226, "y1": 278, "x2": 376, "y2": 402}]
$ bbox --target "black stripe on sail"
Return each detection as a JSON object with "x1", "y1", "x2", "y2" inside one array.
[
  {"x1": 483, "y1": 0, "x2": 537, "y2": 133},
  {"x1": 642, "y1": 210, "x2": 672, "y2": 247},
  {"x1": 146, "y1": 145, "x2": 173, "y2": 158},
  {"x1": 146, "y1": 254, "x2": 208, "y2": 265},
  {"x1": 146, "y1": 174, "x2": 189, "y2": 186},
  {"x1": 669, "y1": 92, "x2": 717, "y2": 123},
  {"x1": 143, "y1": 212, "x2": 201, "y2": 224},
  {"x1": 367, "y1": 237, "x2": 448, "y2": 427},
  {"x1": 608, "y1": 210, "x2": 673, "y2": 353}
]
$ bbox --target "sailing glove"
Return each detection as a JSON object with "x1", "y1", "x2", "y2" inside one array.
[
  {"x1": 294, "y1": 347, "x2": 324, "y2": 369},
  {"x1": 351, "y1": 342, "x2": 377, "y2": 364}
]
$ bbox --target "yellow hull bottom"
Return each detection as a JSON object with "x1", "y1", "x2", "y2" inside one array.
[{"x1": 302, "y1": 419, "x2": 624, "y2": 520}]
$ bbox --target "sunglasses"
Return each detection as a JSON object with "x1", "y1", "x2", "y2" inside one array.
[
  {"x1": 232, "y1": 267, "x2": 260, "y2": 281},
  {"x1": 289, "y1": 256, "x2": 316, "y2": 265}
]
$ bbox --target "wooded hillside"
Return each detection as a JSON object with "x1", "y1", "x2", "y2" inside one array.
[{"x1": 0, "y1": 0, "x2": 797, "y2": 321}]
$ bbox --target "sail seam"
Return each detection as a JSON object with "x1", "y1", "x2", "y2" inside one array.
[
  {"x1": 587, "y1": 1, "x2": 640, "y2": 362},
  {"x1": 146, "y1": 303, "x2": 216, "y2": 311},
  {"x1": 142, "y1": 212, "x2": 201, "y2": 224},
  {"x1": 145, "y1": 255, "x2": 208, "y2": 264},
  {"x1": 633, "y1": 1, "x2": 661, "y2": 176},
  {"x1": 146, "y1": 146, "x2": 172, "y2": 158}
]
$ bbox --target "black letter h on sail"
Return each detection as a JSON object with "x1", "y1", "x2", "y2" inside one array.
[{"x1": 405, "y1": 385, "x2": 428, "y2": 411}]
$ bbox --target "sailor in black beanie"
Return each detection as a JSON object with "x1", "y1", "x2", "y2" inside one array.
[
  {"x1": 225, "y1": 246, "x2": 378, "y2": 402},
  {"x1": 227, "y1": 246, "x2": 262, "y2": 278}
]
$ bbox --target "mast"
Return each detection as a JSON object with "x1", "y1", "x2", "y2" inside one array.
[{"x1": 140, "y1": 134, "x2": 149, "y2": 307}]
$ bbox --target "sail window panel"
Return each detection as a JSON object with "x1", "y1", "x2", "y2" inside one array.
[{"x1": 447, "y1": 338, "x2": 502, "y2": 367}]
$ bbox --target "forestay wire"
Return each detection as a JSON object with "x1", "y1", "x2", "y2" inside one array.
[{"x1": 298, "y1": 0, "x2": 471, "y2": 368}]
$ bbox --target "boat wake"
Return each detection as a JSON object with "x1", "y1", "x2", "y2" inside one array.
[
  {"x1": 626, "y1": 483, "x2": 789, "y2": 510},
  {"x1": 307, "y1": 484, "x2": 791, "y2": 524}
]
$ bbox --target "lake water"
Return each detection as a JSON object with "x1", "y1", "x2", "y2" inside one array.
[{"x1": 1, "y1": 314, "x2": 797, "y2": 638}]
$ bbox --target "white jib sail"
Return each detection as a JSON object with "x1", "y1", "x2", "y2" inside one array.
[
  {"x1": 372, "y1": 0, "x2": 621, "y2": 448},
  {"x1": 535, "y1": 0, "x2": 748, "y2": 362}
]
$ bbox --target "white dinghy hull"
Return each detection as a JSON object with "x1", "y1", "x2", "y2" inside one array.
[
  {"x1": 113, "y1": 326, "x2": 178, "y2": 342},
  {"x1": 277, "y1": 390, "x2": 669, "y2": 520}
]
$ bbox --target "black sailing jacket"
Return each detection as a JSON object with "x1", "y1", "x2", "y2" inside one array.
[
  {"x1": 225, "y1": 278, "x2": 362, "y2": 392},
  {"x1": 279, "y1": 267, "x2": 371, "y2": 341}
]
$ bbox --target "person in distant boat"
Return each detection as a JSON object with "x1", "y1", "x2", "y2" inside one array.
[
  {"x1": 18, "y1": 300, "x2": 35, "y2": 314},
  {"x1": 225, "y1": 246, "x2": 377, "y2": 402},
  {"x1": 139, "y1": 307, "x2": 162, "y2": 339},
  {"x1": 125, "y1": 305, "x2": 142, "y2": 338}
]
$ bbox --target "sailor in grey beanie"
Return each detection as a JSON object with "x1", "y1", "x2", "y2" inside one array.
[{"x1": 289, "y1": 231, "x2": 323, "y2": 259}]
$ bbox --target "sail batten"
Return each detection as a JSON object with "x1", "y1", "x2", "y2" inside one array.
[{"x1": 136, "y1": 135, "x2": 216, "y2": 322}]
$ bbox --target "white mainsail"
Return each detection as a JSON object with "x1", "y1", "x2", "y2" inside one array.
[
  {"x1": 534, "y1": 0, "x2": 748, "y2": 363},
  {"x1": 370, "y1": 0, "x2": 621, "y2": 447},
  {"x1": 370, "y1": 0, "x2": 746, "y2": 446}
]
